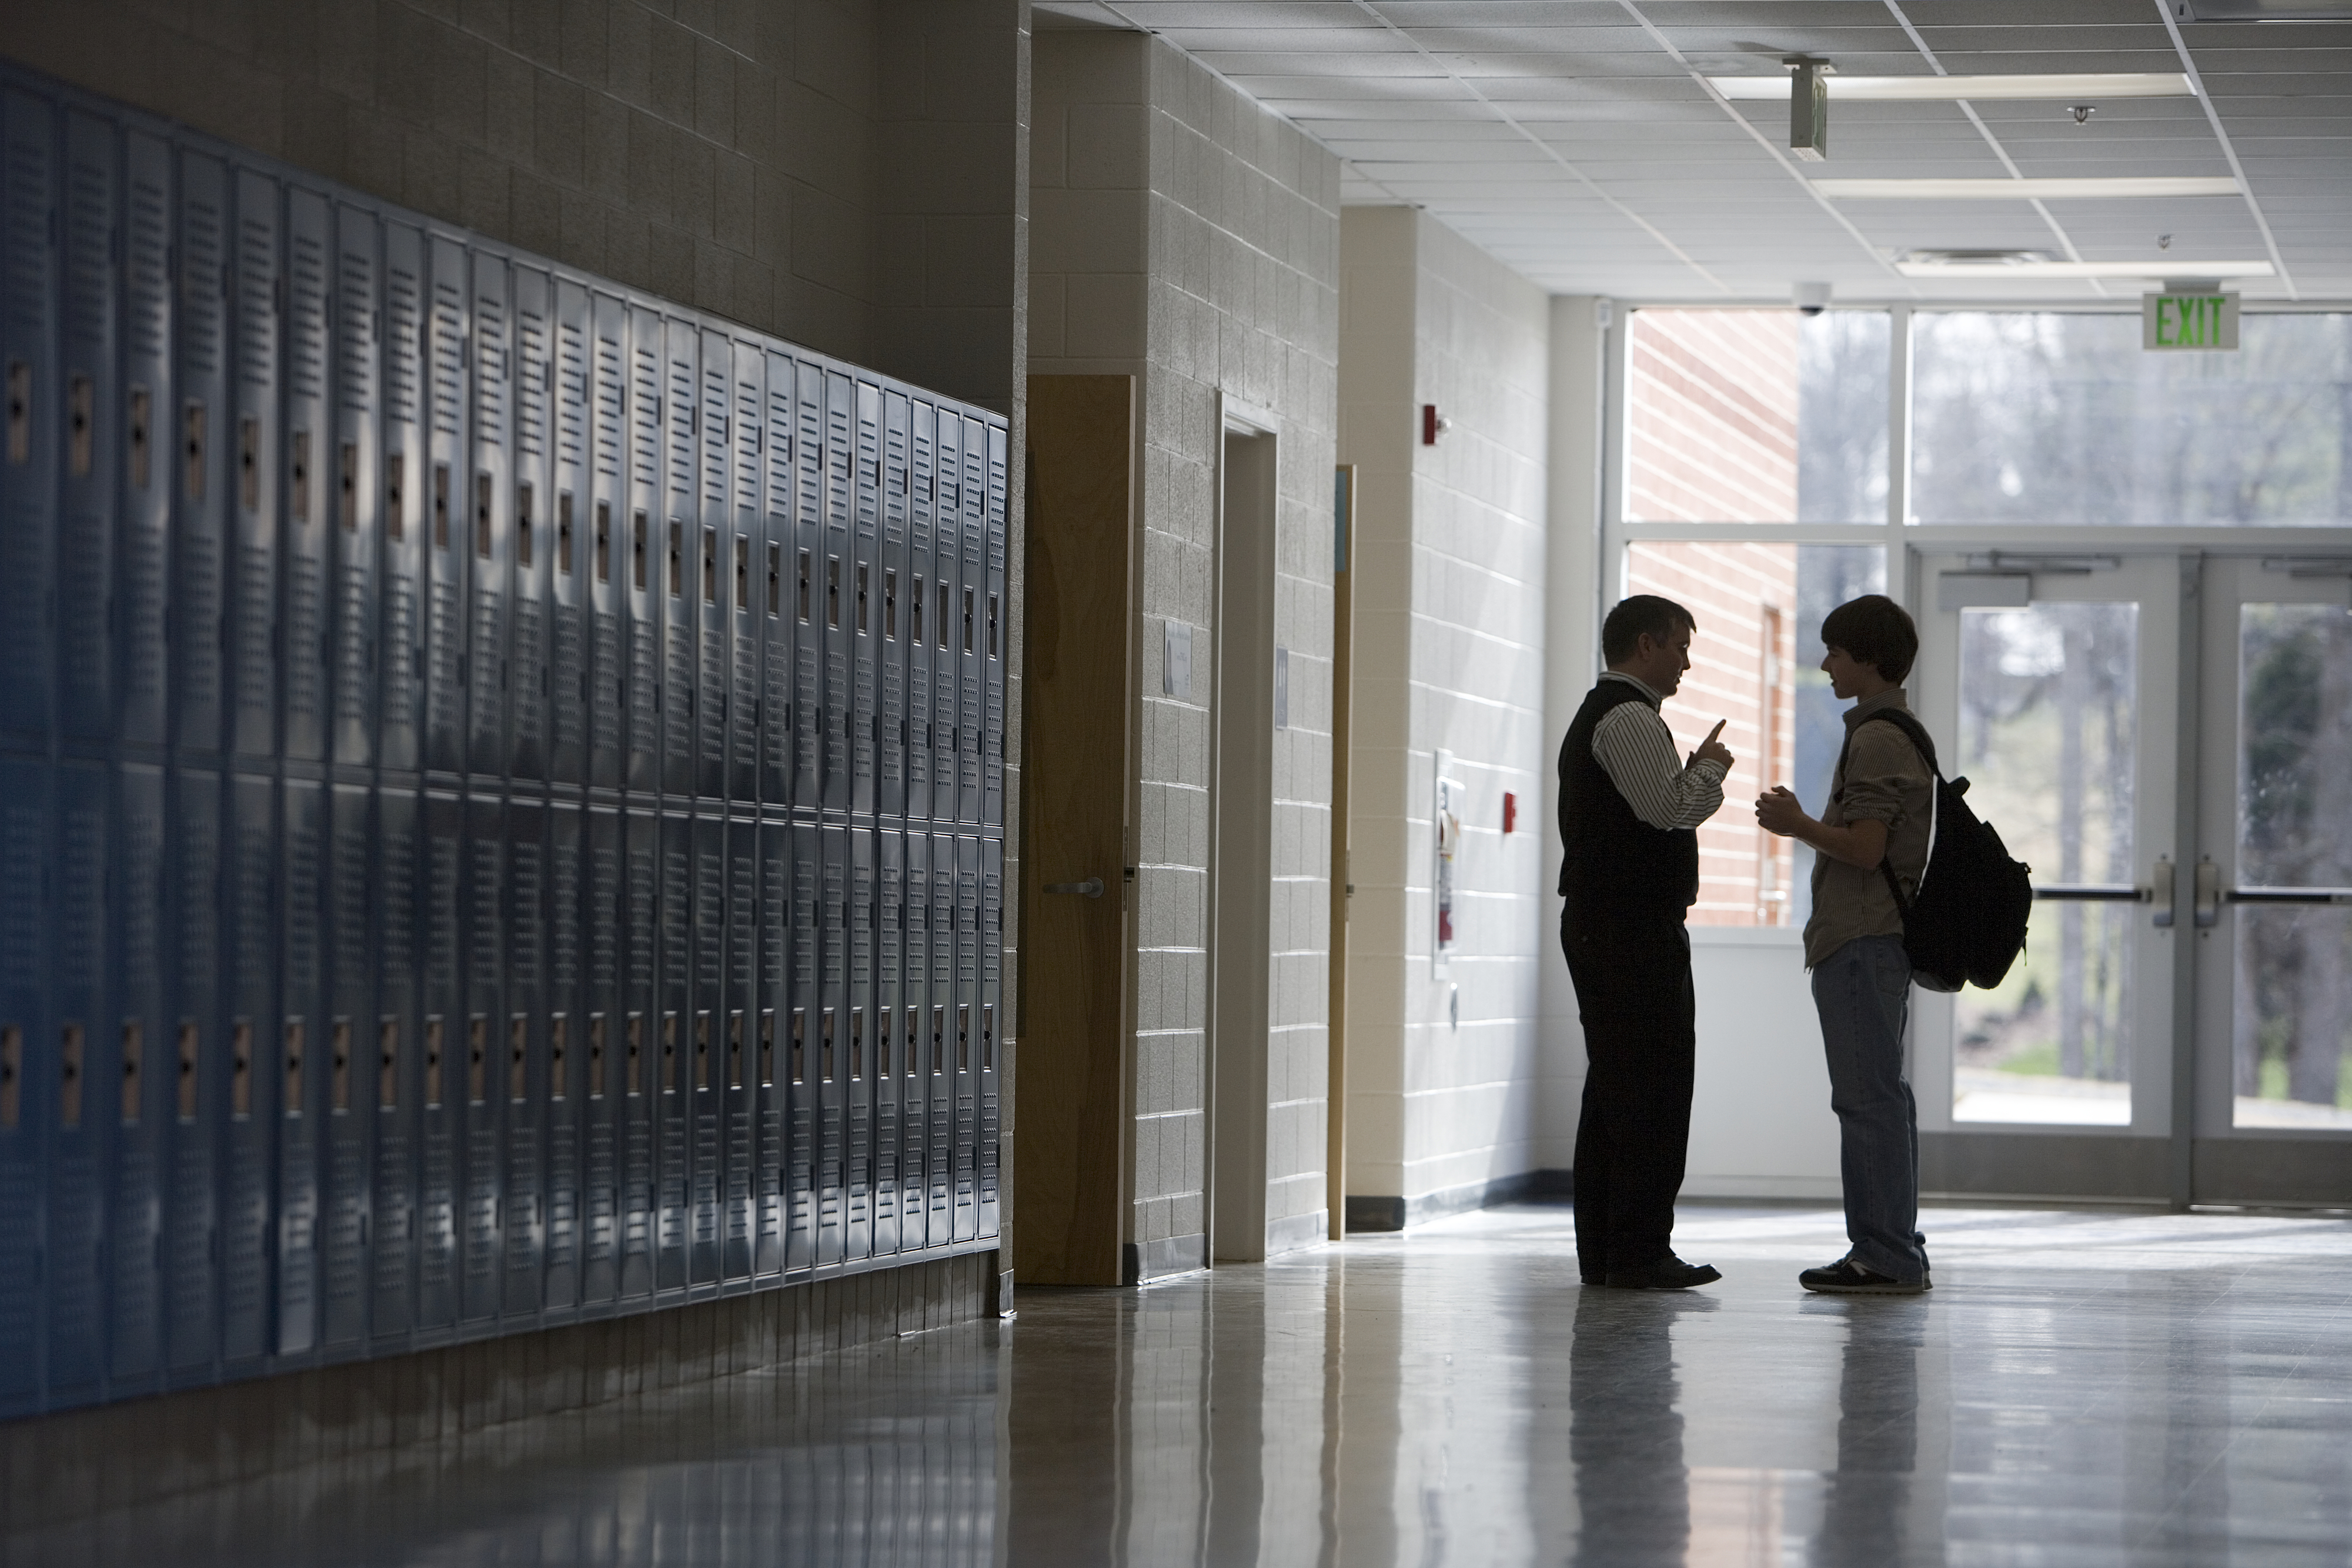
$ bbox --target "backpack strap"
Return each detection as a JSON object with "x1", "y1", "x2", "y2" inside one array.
[{"x1": 1829, "y1": 709, "x2": 1939, "y2": 917}]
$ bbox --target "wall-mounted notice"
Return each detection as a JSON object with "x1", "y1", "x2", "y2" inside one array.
[
  {"x1": 1434, "y1": 750, "x2": 1463, "y2": 974},
  {"x1": 2143, "y1": 289, "x2": 2239, "y2": 352},
  {"x1": 1274, "y1": 646, "x2": 1288, "y2": 731},
  {"x1": 1162, "y1": 620, "x2": 1192, "y2": 700}
]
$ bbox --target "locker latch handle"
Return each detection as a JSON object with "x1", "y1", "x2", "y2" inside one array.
[{"x1": 1045, "y1": 877, "x2": 1104, "y2": 900}]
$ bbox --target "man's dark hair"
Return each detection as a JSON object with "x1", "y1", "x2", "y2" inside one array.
[
  {"x1": 1819, "y1": 594, "x2": 1919, "y2": 683},
  {"x1": 1601, "y1": 595, "x2": 1698, "y2": 664}
]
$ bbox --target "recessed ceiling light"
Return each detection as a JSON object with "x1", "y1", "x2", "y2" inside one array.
[
  {"x1": 1816, "y1": 177, "x2": 2242, "y2": 199},
  {"x1": 2176, "y1": 1, "x2": 2352, "y2": 19},
  {"x1": 1896, "y1": 255, "x2": 2274, "y2": 279},
  {"x1": 1709, "y1": 73, "x2": 2196, "y2": 102}
]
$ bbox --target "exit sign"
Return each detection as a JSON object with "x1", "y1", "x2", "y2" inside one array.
[{"x1": 2143, "y1": 290, "x2": 2240, "y2": 351}]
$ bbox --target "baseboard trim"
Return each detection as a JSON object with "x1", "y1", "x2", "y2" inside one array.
[
  {"x1": 1122, "y1": 1232, "x2": 1208, "y2": 1285},
  {"x1": 1344, "y1": 1169, "x2": 1572, "y2": 1233},
  {"x1": 1265, "y1": 1209, "x2": 1329, "y2": 1256}
]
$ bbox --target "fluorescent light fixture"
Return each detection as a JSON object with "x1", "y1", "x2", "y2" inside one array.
[
  {"x1": 1816, "y1": 176, "x2": 2241, "y2": 199},
  {"x1": 1895, "y1": 258, "x2": 2274, "y2": 279},
  {"x1": 1709, "y1": 73, "x2": 2196, "y2": 101}
]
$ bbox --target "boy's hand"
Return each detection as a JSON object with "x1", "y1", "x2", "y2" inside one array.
[{"x1": 1755, "y1": 785, "x2": 1809, "y2": 838}]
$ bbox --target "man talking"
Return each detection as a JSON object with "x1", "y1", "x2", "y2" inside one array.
[{"x1": 1559, "y1": 595, "x2": 1733, "y2": 1290}]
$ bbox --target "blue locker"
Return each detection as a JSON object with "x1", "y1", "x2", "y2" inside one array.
[
  {"x1": 459, "y1": 794, "x2": 506, "y2": 1328},
  {"x1": 48, "y1": 766, "x2": 110, "y2": 1405},
  {"x1": 984, "y1": 424, "x2": 1008, "y2": 830},
  {"x1": 898, "y1": 828, "x2": 930, "y2": 1254},
  {"x1": 618, "y1": 810, "x2": 659, "y2": 1300},
  {"x1": 219, "y1": 774, "x2": 276, "y2": 1371},
  {"x1": 275, "y1": 775, "x2": 326, "y2": 1362},
  {"x1": 845, "y1": 825, "x2": 874, "y2": 1263},
  {"x1": 170, "y1": 151, "x2": 230, "y2": 766},
  {"x1": 0, "y1": 761, "x2": 50, "y2": 1414},
  {"x1": 653, "y1": 815, "x2": 691, "y2": 1293},
  {"x1": 727, "y1": 340, "x2": 762, "y2": 807},
  {"x1": 587, "y1": 290, "x2": 627, "y2": 794},
  {"x1": 874, "y1": 827, "x2": 903, "y2": 1258},
  {"x1": 319, "y1": 781, "x2": 375, "y2": 1353},
  {"x1": 466, "y1": 251, "x2": 512, "y2": 783},
  {"x1": 721, "y1": 819, "x2": 757, "y2": 1284},
  {"x1": 502, "y1": 795, "x2": 546, "y2": 1325},
  {"x1": 851, "y1": 380, "x2": 881, "y2": 817},
  {"x1": 956, "y1": 417, "x2": 987, "y2": 828},
  {"x1": 509, "y1": 262, "x2": 552, "y2": 785},
  {"x1": 542, "y1": 800, "x2": 583, "y2": 1321},
  {"x1": 119, "y1": 130, "x2": 173, "y2": 757},
  {"x1": 953, "y1": 834, "x2": 980, "y2": 1242},
  {"x1": 821, "y1": 371, "x2": 853, "y2": 815},
  {"x1": 378, "y1": 221, "x2": 427, "y2": 779},
  {"x1": 695, "y1": 326, "x2": 730, "y2": 803},
  {"x1": 660, "y1": 317, "x2": 697, "y2": 800},
  {"x1": 785, "y1": 824, "x2": 818, "y2": 1272},
  {"x1": 578, "y1": 802, "x2": 623, "y2": 1308},
  {"x1": 927, "y1": 831, "x2": 956, "y2": 1245},
  {"x1": 548, "y1": 276, "x2": 591, "y2": 788},
  {"x1": 107, "y1": 765, "x2": 168, "y2": 1393},
  {"x1": 329, "y1": 202, "x2": 381, "y2": 772},
  {"x1": 226, "y1": 167, "x2": 280, "y2": 767},
  {"x1": 930, "y1": 412, "x2": 960, "y2": 828},
  {"x1": 760, "y1": 351, "x2": 794, "y2": 813},
  {"x1": 754, "y1": 820, "x2": 787, "y2": 1279},
  {"x1": 624, "y1": 303, "x2": 662, "y2": 799},
  {"x1": 0, "y1": 90, "x2": 58, "y2": 755},
  {"x1": 56, "y1": 109, "x2": 114, "y2": 756},
  {"x1": 415, "y1": 789, "x2": 464, "y2": 1336},
  {"x1": 163, "y1": 766, "x2": 221, "y2": 1380},
  {"x1": 422, "y1": 233, "x2": 469, "y2": 780},
  {"x1": 905, "y1": 402, "x2": 935, "y2": 825},
  {"x1": 791, "y1": 357, "x2": 824, "y2": 811},
  {"x1": 817, "y1": 825, "x2": 849, "y2": 1268},
  {"x1": 281, "y1": 185, "x2": 333, "y2": 767},
  {"x1": 689, "y1": 813, "x2": 723, "y2": 1290},
  {"x1": 370, "y1": 786, "x2": 419, "y2": 1350},
  {"x1": 980, "y1": 836, "x2": 1001, "y2": 1238},
  {"x1": 878, "y1": 392, "x2": 909, "y2": 820}
]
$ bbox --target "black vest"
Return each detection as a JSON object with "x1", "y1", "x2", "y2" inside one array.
[{"x1": 1556, "y1": 679, "x2": 1700, "y2": 926}]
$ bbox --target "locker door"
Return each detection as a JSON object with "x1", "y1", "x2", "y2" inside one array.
[
  {"x1": 873, "y1": 827, "x2": 903, "y2": 1258},
  {"x1": 728, "y1": 341, "x2": 762, "y2": 807},
  {"x1": 370, "y1": 786, "x2": 419, "y2": 1352},
  {"x1": 587, "y1": 290, "x2": 626, "y2": 794},
  {"x1": 905, "y1": 402, "x2": 934, "y2": 825},
  {"x1": 930, "y1": 413, "x2": 960, "y2": 829},
  {"x1": 623, "y1": 305, "x2": 662, "y2": 798},
  {"x1": 785, "y1": 822, "x2": 818, "y2": 1272},
  {"x1": 163, "y1": 765, "x2": 221, "y2": 1379},
  {"x1": 953, "y1": 834, "x2": 980, "y2": 1242},
  {"x1": 58, "y1": 109, "x2": 113, "y2": 756},
  {"x1": 111, "y1": 765, "x2": 170, "y2": 1392},
  {"x1": 759, "y1": 352, "x2": 793, "y2": 813},
  {"x1": 821, "y1": 371, "x2": 853, "y2": 815},
  {"x1": 0, "y1": 763, "x2": 49, "y2": 1415},
  {"x1": 817, "y1": 825, "x2": 850, "y2": 1267},
  {"x1": 957, "y1": 417, "x2": 987, "y2": 828},
  {"x1": 878, "y1": 392, "x2": 909, "y2": 821},
  {"x1": 0, "y1": 89, "x2": 57, "y2": 754},
  {"x1": 459, "y1": 792, "x2": 505, "y2": 1329},
  {"x1": 844, "y1": 825, "x2": 874, "y2": 1262},
  {"x1": 721, "y1": 819, "x2": 757, "y2": 1283},
  {"x1": 927, "y1": 831, "x2": 956, "y2": 1244},
  {"x1": 548, "y1": 276, "x2": 590, "y2": 788},
  {"x1": 275, "y1": 775, "x2": 326, "y2": 1362},
  {"x1": 119, "y1": 130, "x2": 173, "y2": 757},
  {"x1": 754, "y1": 819, "x2": 787, "y2": 1278},
  {"x1": 984, "y1": 424, "x2": 1008, "y2": 830},
  {"x1": 227, "y1": 167, "x2": 280, "y2": 767},
  {"x1": 689, "y1": 812, "x2": 724, "y2": 1289},
  {"x1": 617, "y1": 809, "x2": 658, "y2": 1300},
  {"x1": 171, "y1": 151, "x2": 230, "y2": 766},
  {"x1": 653, "y1": 812, "x2": 691, "y2": 1293},
  {"x1": 979, "y1": 837, "x2": 1002, "y2": 1238},
  {"x1": 660, "y1": 317, "x2": 697, "y2": 800},
  {"x1": 48, "y1": 765, "x2": 108, "y2": 1403},
  {"x1": 378, "y1": 222, "x2": 427, "y2": 778},
  {"x1": 320, "y1": 781, "x2": 375, "y2": 1354},
  {"x1": 422, "y1": 234, "x2": 469, "y2": 780},
  {"x1": 218, "y1": 774, "x2": 276, "y2": 1370},
  {"x1": 502, "y1": 796, "x2": 545, "y2": 1325},
  {"x1": 791, "y1": 358, "x2": 824, "y2": 811},
  {"x1": 851, "y1": 381, "x2": 881, "y2": 817},
  {"x1": 509, "y1": 263, "x2": 552, "y2": 785},
  {"x1": 579, "y1": 801, "x2": 622, "y2": 1308},
  {"x1": 466, "y1": 252, "x2": 512, "y2": 783},
  {"x1": 282, "y1": 186, "x2": 332, "y2": 766},
  {"x1": 542, "y1": 799, "x2": 583, "y2": 1321},
  {"x1": 696, "y1": 326, "x2": 730, "y2": 803},
  {"x1": 415, "y1": 788, "x2": 463, "y2": 1335},
  {"x1": 898, "y1": 828, "x2": 930, "y2": 1253},
  {"x1": 329, "y1": 202, "x2": 380, "y2": 771}
]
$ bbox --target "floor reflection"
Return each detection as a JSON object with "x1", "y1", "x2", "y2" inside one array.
[{"x1": 12, "y1": 1203, "x2": 2352, "y2": 1566}]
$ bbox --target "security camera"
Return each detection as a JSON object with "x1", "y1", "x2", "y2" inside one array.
[{"x1": 1793, "y1": 281, "x2": 1832, "y2": 317}]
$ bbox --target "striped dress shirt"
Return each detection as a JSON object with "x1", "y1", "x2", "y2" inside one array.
[{"x1": 1589, "y1": 671, "x2": 1726, "y2": 831}]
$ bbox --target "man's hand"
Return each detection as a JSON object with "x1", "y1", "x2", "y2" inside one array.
[
  {"x1": 1755, "y1": 784, "x2": 1810, "y2": 838},
  {"x1": 1691, "y1": 718, "x2": 1733, "y2": 773}
]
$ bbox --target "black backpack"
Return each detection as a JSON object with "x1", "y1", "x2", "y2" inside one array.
[{"x1": 1833, "y1": 709, "x2": 2033, "y2": 993}]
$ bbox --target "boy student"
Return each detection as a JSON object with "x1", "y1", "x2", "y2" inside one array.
[
  {"x1": 1755, "y1": 594, "x2": 1933, "y2": 1296},
  {"x1": 1558, "y1": 595, "x2": 1733, "y2": 1290}
]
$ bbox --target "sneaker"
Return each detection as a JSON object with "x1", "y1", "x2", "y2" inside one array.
[
  {"x1": 1603, "y1": 1256, "x2": 1722, "y2": 1290},
  {"x1": 1799, "y1": 1258, "x2": 1926, "y2": 1296}
]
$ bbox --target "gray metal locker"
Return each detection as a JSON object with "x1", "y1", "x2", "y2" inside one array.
[
  {"x1": 878, "y1": 392, "x2": 909, "y2": 821},
  {"x1": 369, "y1": 787, "x2": 419, "y2": 1351},
  {"x1": 119, "y1": 129, "x2": 173, "y2": 757},
  {"x1": 873, "y1": 828, "x2": 903, "y2": 1258},
  {"x1": 0, "y1": 760, "x2": 49, "y2": 1415},
  {"x1": 898, "y1": 828, "x2": 930, "y2": 1254},
  {"x1": 952, "y1": 834, "x2": 980, "y2": 1243},
  {"x1": 696, "y1": 326, "x2": 730, "y2": 804},
  {"x1": 329, "y1": 201, "x2": 381, "y2": 772},
  {"x1": 660, "y1": 316, "x2": 697, "y2": 800},
  {"x1": 956, "y1": 417, "x2": 987, "y2": 828},
  {"x1": 422, "y1": 233, "x2": 469, "y2": 781},
  {"x1": 548, "y1": 276, "x2": 591, "y2": 788},
  {"x1": 930, "y1": 413, "x2": 960, "y2": 828},
  {"x1": 618, "y1": 810, "x2": 659, "y2": 1300},
  {"x1": 163, "y1": 765, "x2": 221, "y2": 1380},
  {"x1": 46, "y1": 767, "x2": 108, "y2": 1403},
  {"x1": 851, "y1": 381, "x2": 881, "y2": 817},
  {"x1": 785, "y1": 822, "x2": 818, "y2": 1272},
  {"x1": 501, "y1": 795, "x2": 546, "y2": 1325},
  {"x1": 171, "y1": 151, "x2": 230, "y2": 766},
  {"x1": 754, "y1": 819, "x2": 787, "y2": 1278},
  {"x1": 227, "y1": 167, "x2": 280, "y2": 767},
  {"x1": 980, "y1": 836, "x2": 1002, "y2": 1238},
  {"x1": 218, "y1": 773, "x2": 276, "y2": 1370},
  {"x1": 984, "y1": 425, "x2": 1008, "y2": 830},
  {"x1": 466, "y1": 251, "x2": 512, "y2": 783},
  {"x1": 0, "y1": 89, "x2": 58, "y2": 755},
  {"x1": 542, "y1": 799, "x2": 583, "y2": 1321},
  {"x1": 721, "y1": 819, "x2": 757, "y2": 1283},
  {"x1": 275, "y1": 775, "x2": 326, "y2": 1362},
  {"x1": 109, "y1": 764, "x2": 169, "y2": 1395},
  {"x1": 415, "y1": 789, "x2": 463, "y2": 1337},
  {"x1": 319, "y1": 781, "x2": 376, "y2": 1353},
  {"x1": 817, "y1": 825, "x2": 849, "y2": 1267},
  {"x1": 578, "y1": 801, "x2": 623, "y2": 1309},
  {"x1": 927, "y1": 831, "x2": 956, "y2": 1245},
  {"x1": 377, "y1": 220, "x2": 427, "y2": 779},
  {"x1": 689, "y1": 813, "x2": 723, "y2": 1289},
  {"x1": 821, "y1": 371, "x2": 853, "y2": 815},
  {"x1": 587, "y1": 291, "x2": 627, "y2": 794},
  {"x1": 652, "y1": 815, "x2": 691, "y2": 1295},
  {"x1": 844, "y1": 825, "x2": 874, "y2": 1263},
  {"x1": 905, "y1": 402, "x2": 934, "y2": 825},
  {"x1": 792, "y1": 357, "x2": 824, "y2": 811},
  {"x1": 727, "y1": 340, "x2": 762, "y2": 807},
  {"x1": 759, "y1": 351, "x2": 794, "y2": 813},
  {"x1": 624, "y1": 303, "x2": 663, "y2": 798},
  {"x1": 459, "y1": 794, "x2": 506, "y2": 1329},
  {"x1": 57, "y1": 109, "x2": 115, "y2": 756},
  {"x1": 507, "y1": 262, "x2": 553, "y2": 785},
  {"x1": 281, "y1": 185, "x2": 333, "y2": 767}
]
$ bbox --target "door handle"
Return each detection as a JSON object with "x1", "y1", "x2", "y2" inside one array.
[
  {"x1": 1045, "y1": 877, "x2": 1104, "y2": 899},
  {"x1": 2151, "y1": 856, "x2": 2174, "y2": 928},
  {"x1": 2194, "y1": 857, "x2": 2221, "y2": 928}
]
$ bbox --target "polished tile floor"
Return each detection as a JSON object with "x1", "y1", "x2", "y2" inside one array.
[{"x1": 13, "y1": 1201, "x2": 2352, "y2": 1566}]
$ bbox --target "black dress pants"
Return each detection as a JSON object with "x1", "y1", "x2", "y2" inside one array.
[{"x1": 1563, "y1": 910, "x2": 1696, "y2": 1276}]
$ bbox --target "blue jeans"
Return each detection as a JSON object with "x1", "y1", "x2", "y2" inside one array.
[{"x1": 1812, "y1": 935, "x2": 1929, "y2": 1284}]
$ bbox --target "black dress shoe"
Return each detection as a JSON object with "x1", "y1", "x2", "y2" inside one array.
[
  {"x1": 1799, "y1": 1257, "x2": 1926, "y2": 1295},
  {"x1": 1603, "y1": 1256, "x2": 1721, "y2": 1290}
]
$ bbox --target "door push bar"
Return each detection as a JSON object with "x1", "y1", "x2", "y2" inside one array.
[{"x1": 1045, "y1": 877, "x2": 1105, "y2": 899}]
